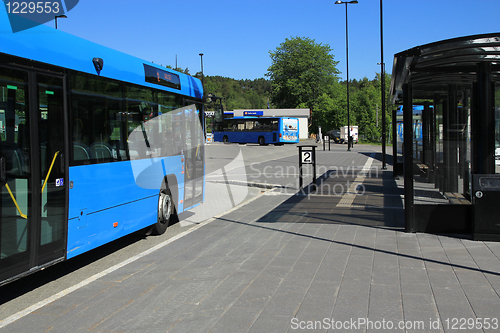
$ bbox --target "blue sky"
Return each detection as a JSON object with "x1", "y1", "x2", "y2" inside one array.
[{"x1": 34, "y1": 0, "x2": 500, "y2": 81}]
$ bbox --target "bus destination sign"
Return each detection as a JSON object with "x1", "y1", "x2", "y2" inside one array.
[{"x1": 144, "y1": 64, "x2": 181, "y2": 90}]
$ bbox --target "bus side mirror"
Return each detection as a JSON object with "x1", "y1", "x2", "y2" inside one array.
[
  {"x1": 93, "y1": 58, "x2": 104, "y2": 75},
  {"x1": 0, "y1": 157, "x2": 6, "y2": 186}
]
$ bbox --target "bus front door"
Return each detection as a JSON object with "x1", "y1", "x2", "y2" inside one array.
[
  {"x1": 182, "y1": 102, "x2": 204, "y2": 209},
  {"x1": 0, "y1": 67, "x2": 67, "y2": 284}
]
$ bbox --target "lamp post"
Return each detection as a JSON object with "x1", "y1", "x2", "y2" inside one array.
[
  {"x1": 199, "y1": 54, "x2": 204, "y2": 82},
  {"x1": 199, "y1": 53, "x2": 204, "y2": 98},
  {"x1": 199, "y1": 53, "x2": 206, "y2": 138},
  {"x1": 335, "y1": 0, "x2": 357, "y2": 151},
  {"x1": 380, "y1": 0, "x2": 387, "y2": 169},
  {"x1": 55, "y1": 15, "x2": 67, "y2": 29}
]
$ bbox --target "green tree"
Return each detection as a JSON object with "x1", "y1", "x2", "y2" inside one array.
[
  {"x1": 338, "y1": 73, "x2": 392, "y2": 143},
  {"x1": 201, "y1": 76, "x2": 271, "y2": 110},
  {"x1": 315, "y1": 83, "x2": 347, "y2": 133},
  {"x1": 266, "y1": 37, "x2": 340, "y2": 110}
]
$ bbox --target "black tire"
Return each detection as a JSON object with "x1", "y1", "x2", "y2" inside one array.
[
  {"x1": 223, "y1": 136, "x2": 229, "y2": 143},
  {"x1": 258, "y1": 136, "x2": 265, "y2": 146},
  {"x1": 150, "y1": 186, "x2": 174, "y2": 235}
]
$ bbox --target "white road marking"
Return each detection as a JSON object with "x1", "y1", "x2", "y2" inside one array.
[{"x1": 336, "y1": 153, "x2": 375, "y2": 208}]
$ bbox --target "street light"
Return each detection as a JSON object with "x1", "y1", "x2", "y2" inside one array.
[
  {"x1": 199, "y1": 53, "x2": 206, "y2": 140},
  {"x1": 196, "y1": 53, "x2": 205, "y2": 85},
  {"x1": 379, "y1": 0, "x2": 387, "y2": 169},
  {"x1": 55, "y1": 14, "x2": 67, "y2": 29},
  {"x1": 335, "y1": 0, "x2": 358, "y2": 151}
]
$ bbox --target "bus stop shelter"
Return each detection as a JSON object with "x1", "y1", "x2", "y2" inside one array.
[{"x1": 390, "y1": 33, "x2": 500, "y2": 241}]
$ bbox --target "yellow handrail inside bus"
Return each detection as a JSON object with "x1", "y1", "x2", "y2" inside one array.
[
  {"x1": 184, "y1": 145, "x2": 201, "y2": 180},
  {"x1": 1, "y1": 150, "x2": 60, "y2": 220},
  {"x1": 4, "y1": 183, "x2": 27, "y2": 219},
  {"x1": 41, "y1": 151, "x2": 60, "y2": 195},
  {"x1": 185, "y1": 159, "x2": 190, "y2": 179}
]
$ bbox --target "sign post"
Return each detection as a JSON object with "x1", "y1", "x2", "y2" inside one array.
[
  {"x1": 323, "y1": 135, "x2": 331, "y2": 151},
  {"x1": 298, "y1": 145, "x2": 317, "y2": 190}
]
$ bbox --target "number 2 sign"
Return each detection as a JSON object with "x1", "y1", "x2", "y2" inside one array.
[
  {"x1": 298, "y1": 145, "x2": 317, "y2": 189},
  {"x1": 301, "y1": 151, "x2": 313, "y2": 164}
]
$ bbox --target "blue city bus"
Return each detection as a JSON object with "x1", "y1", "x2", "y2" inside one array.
[
  {"x1": 213, "y1": 117, "x2": 299, "y2": 145},
  {"x1": 396, "y1": 105, "x2": 423, "y2": 143},
  {"x1": 396, "y1": 105, "x2": 424, "y2": 156},
  {"x1": 0, "y1": 12, "x2": 205, "y2": 285}
]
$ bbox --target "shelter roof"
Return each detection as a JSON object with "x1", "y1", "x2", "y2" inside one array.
[{"x1": 390, "y1": 33, "x2": 500, "y2": 103}]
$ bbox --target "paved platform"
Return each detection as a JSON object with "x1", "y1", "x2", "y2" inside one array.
[{"x1": 1, "y1": 148, "x2": 500, "y2": 332}]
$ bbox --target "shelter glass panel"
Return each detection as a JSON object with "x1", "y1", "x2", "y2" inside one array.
[
  {"x1": 411, "y1": 85, "x2": 472, "y2": 205},
  {"x1": 396, "y1": 108, "x2": 403, "y2": 164},
  {"x1": 495, "y1": 82, "x2": 500, "y2": 174}
]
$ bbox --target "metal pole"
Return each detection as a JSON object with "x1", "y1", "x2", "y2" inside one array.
[
  {"x1": 403, "y1": 84, "x2": 414, "y2": 232},
  {"x1": 380, "y1": 0, "x2": 387, "y2": 169},
  {"x1": 55, "y1": 15, "x2": 67, "y2": 29},
  {"x1": 312, "y1": 146, "x2": 317, "y2": 190},
  {"x1": 199, "y1": 53, "x2": 204, "y2": 97},
  {"x1": 199, "y1": 53, "x2": 206, "y2": 139},
  {"x1": 299, "y1": 146, "x2": 303, "y2": 189},
  {"x1": 392, "y1": 107, "x2": 398, "y2": 177},
  {"x1": 345, "y1": 2, "x2": 351, "y2": 152}
]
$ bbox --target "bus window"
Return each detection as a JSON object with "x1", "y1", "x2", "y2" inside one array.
[
  {"x1": 237, "y1": 120, "x2": 245, "y2": 131},
  {"x1": 125, "y1": 85, "x2": 158, "y2": 160},
  {"x1": 245, "y1": 120, "x2": 255, "y2": 131},
  {"x1": 157, "y1": 93, "x2": 181, "y2": 157},
  {"x1": 271, "y1": 119, "x2": 279, "y2": 131},
  {"x1": 70, "y1": 73, "x2": 124, "y2": 164}
]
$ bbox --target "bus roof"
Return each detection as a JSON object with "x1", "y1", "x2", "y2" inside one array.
[{"x1": 0, "y1": 9, "x2": 202, "y2": 99}]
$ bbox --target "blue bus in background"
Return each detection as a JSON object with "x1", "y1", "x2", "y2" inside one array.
[
  {"x1": 213, "y1": 117, "x2": 299, "y2": 145},
  {"x1": 395, "y1": 105, "x2": 427, "y2": 160},
  {"x1": 396, "y1": 105, "x2": 423, "y2": 144},
  {"x1": 0, "y1": 11, "x2": 204, "y2": 285}
]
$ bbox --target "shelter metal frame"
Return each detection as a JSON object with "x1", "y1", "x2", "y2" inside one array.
[{"x1": 390, "y1": 33, "x2": 500, "y2": 241}]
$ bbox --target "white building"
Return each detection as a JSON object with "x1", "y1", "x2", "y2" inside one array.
[{"x1": 229, "y1": 108, "x2": 310, "y2": 140}]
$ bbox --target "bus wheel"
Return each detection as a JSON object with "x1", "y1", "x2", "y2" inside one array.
[
  {"x1": 223, "y1": 136, "x2": 229, "y2": 143},
  {"x1": 258, "y1": 136, "x2": 265, "y2": 146},
  {"x1": 150, "y1": 187, "x2": 173, "y2": 235}
]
